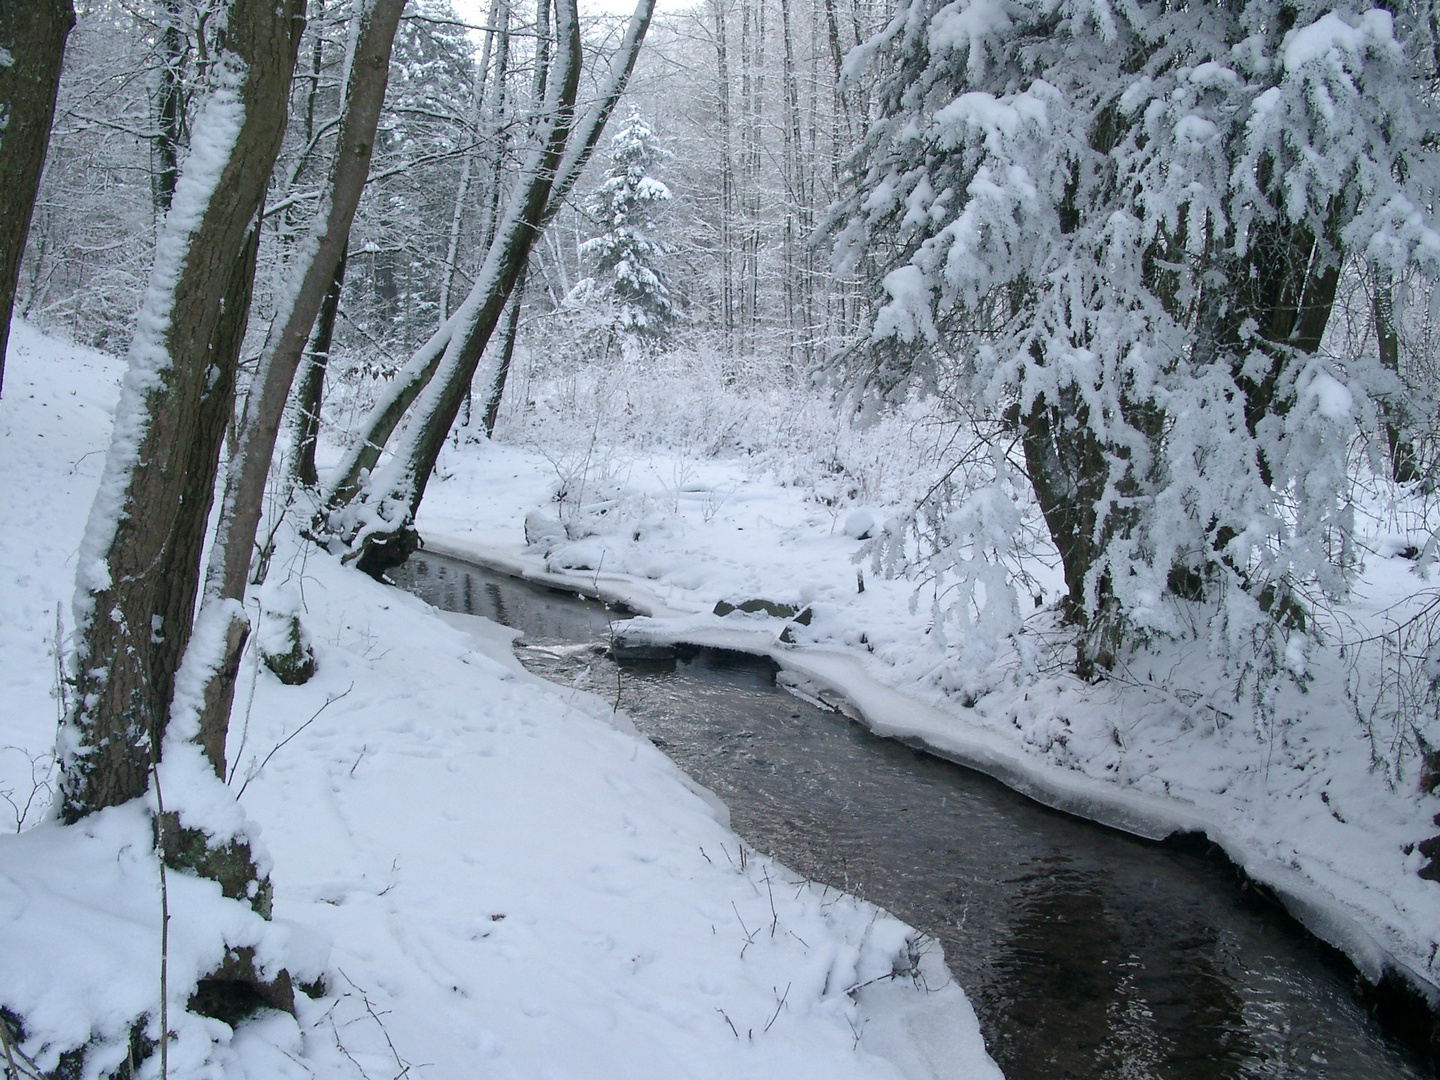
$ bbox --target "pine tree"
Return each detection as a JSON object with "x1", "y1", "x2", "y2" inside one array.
[{"x1": 574, "y1": 109, "x2": 676, "y2": 350}]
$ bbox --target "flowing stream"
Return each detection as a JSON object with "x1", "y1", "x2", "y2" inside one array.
[{"x1": 390, "y1": 550, "x2": 1435, "y2": 1080}]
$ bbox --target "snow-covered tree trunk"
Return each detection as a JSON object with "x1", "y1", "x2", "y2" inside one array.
[
  {"x1": 188, "y1": 0, "x2": 405, "y2": 777},
  {"x1": 60, "y1": 0, "x2": 303, "y2": 821},
  {"x1": 0, "y1": 0, "x2": 74, "y2": 396},
  {"x1": 293, "y1": 242, "x2": 347, "y2": 487},
  {"x1": 321, "y1": 0, "x2": 658, "y2": 541},
  {"x1": 328, "y1": 0, "x2": 582, "y2": 571}
]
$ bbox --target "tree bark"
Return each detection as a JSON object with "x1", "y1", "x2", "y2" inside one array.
[
  {"x1": 61, "y1": 0, "x2": 304, "y2": 820},
  {"x1": 293, "y1": 243, "x2": 347, "y2": 488},
  {"x1": 1373, "y1": 267, "x2": 1419, "y2": 483},
  {"x1": 482, "y1": 260, "x2": 526, "y2": 436},
  {"x1": 0, "y1": 0, "x2": 74, "y2": 397},
  {"x1": 191, "y1": 0, "x2": 404, "y2": 779},
  {"x1": 154, "y1": 0, "x2": 186, "y2": 214}
]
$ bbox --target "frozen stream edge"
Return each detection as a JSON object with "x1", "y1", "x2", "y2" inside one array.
[{"x1": 419, "y1": 531, "x2": 1440, "y2": 1026}]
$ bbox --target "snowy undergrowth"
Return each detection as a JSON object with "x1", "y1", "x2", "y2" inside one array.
[{"x1": 0, "y1": 322, "x2": 997, "y2": 1078}]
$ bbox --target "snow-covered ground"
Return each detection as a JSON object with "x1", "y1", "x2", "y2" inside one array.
[
  {"x1": 415, "y1": 405, "x2": 1440, "y2": 1012},
  {"x1": 0, "y1": 322, "x2": 1001, "y2": 1079}
]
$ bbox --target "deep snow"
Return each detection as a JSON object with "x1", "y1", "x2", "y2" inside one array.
[{"x1": 0, "y1": 321, "x2": 1000, "y2": 1079}]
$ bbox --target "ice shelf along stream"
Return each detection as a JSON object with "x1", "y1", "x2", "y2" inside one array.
[{"x1": 389, "y1": 550, "x2": 1435, "y2": 1080}]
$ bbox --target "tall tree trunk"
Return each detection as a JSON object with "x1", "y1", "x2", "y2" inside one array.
[
  {"x1": 712, "y1": 0, "x2": 735, "y2": 345},
  {"x1": 331, "y1": 0, "x2": 586, "y2": 571},
  {"x1": 1373, "y1": 267, "x2": 1418, "y2": 483},
  {"x1": 0, "y1": 0, "x2": 74, "y2": 397},
  {"x1": 154, "y1": 0, "x2": 186, "y2": 214},
  {"x1": 293, "y1": 242, "x2": 347, "y2": 488},
  {"x1": 439, "y1": 0, "x2": 503, "y2": 325},
  {"x1": 322, "y1": 0, "x2": 657, "y2": 521},
  {"x1": 188, "y1": 0, "x2": 405, "y2": 778},
  {"x1": 60, "y1": 0, "x2": 303, "y2": 821},
  {"x1": 482, "y1": 260, "x2": 526, "y2": 436},
  {"x1": 477, "y1": 0, "x2": 514, "y2": 256}
]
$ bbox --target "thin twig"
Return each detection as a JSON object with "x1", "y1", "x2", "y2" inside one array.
[
  {"x1": 237, "y1": 683, "x2": 354, "y2": 798},
  {"x1": 763, "y1": 983, "x2": 791, "y2": 1033},
  {"x1": 715, "y1": 1008, "x2": 740, "y2": 1039}
]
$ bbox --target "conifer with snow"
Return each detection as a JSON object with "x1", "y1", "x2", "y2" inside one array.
[
  {"x1": 834, "y1": 0, "x2": 1440, "y2": 678},
  {"x1": 572, "y1": 109, "x2": 676, "y2": 350}
]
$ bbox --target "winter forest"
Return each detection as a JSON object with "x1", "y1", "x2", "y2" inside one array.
[{"x1": 4, "y1": 0, "x2": 1440, "y2": 1074}]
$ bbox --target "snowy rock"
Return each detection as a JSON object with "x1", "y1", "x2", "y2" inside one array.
[
  {"x1": 523, "y1": 509, "x2": 566, "y2": 547},
  {"x1": 844, "y1": 509, "x2": 877, "y2": 540}
]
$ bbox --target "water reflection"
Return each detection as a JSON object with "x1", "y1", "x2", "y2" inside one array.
[{"x1": 389, "y1": 552, "x2": 1432, "y2": 1080}]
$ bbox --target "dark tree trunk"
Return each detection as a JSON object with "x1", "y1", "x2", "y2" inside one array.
[
  {"x1": 1374, "y1": 268, "x2": 1419, "y2": 483},
  {"x1": 482, "y1": 261, "x2": 526, "y2": 436},
  {"x1": 294, "y1": 243, "x2": 347, "y2": 488},
  {"x1": 154, "y1": 0, "x2": 186, "y2": 214},
  {"x1": 193, "y1": 0, "x2": 404, "y2": 779},
  {"x1": 0, "y1": 0, "x2": 74, "y2": 397},
  {"x1": 61, "y1": 0, "x2": 304, "y2": 821}
]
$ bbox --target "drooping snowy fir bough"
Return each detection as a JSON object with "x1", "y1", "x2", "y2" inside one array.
[{"x1": 832, "y1": 0, "x2": 1440, "y2": 690}]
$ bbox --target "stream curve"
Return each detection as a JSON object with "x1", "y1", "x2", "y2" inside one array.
[{"x1": 390, "y1": 549, "x2": 1435, "y2": 1080}]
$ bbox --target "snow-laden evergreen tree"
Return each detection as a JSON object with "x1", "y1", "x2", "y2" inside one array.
[
  {"x1": 833, "y1": 0, "x2": 1440, "y2": 680},
  {"x1": 572, "y1": 109, "x2": 676, "y2": 350}
]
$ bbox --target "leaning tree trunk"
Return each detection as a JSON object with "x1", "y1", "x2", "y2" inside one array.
[
  {"x1": 321, "y1": 0, "x2": 656, "y2": 525},
  {"x1": 482, "y1": 260, "x2": 527, "y2": 436},
  {"x1": 293, "y1": 242, "x2": 347, "y2": 488},
  {"x1": 60, "y1": 0, "x2": 303, "y2": 822},
  {"x1": 187, "y1": 0, "x2": 405, "y2": 779},
  {"x1": 329, "y1": 0, "x2": 583, "y2": 572},
  {"x1": 0, "y1": 0, "x2": 74, "y2": 397}
]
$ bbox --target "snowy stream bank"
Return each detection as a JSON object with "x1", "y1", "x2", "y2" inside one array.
[
  {"x1": 417, "y1": 527, "x2": 1440, "y2": 1028},
  {"x1": 412, "y1": 435, "x2": 1440, "y2": 1056},
  {"x1": 0, "y1": 324, "x2": 1000, "y2": 1079}
]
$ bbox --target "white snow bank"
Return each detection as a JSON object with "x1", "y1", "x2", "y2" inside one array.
[{"x1": 0, "y1": 322, "x2": 1001, "y2": 1079}]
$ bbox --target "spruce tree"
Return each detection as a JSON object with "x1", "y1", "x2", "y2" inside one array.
[{"x1": 576, "y1": 109, "x2": 676, "y2": 350}]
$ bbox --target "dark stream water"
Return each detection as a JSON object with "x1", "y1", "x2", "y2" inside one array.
[{"x1": 390, "y1": 551, "x2": 1435, "y2": 1080}]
